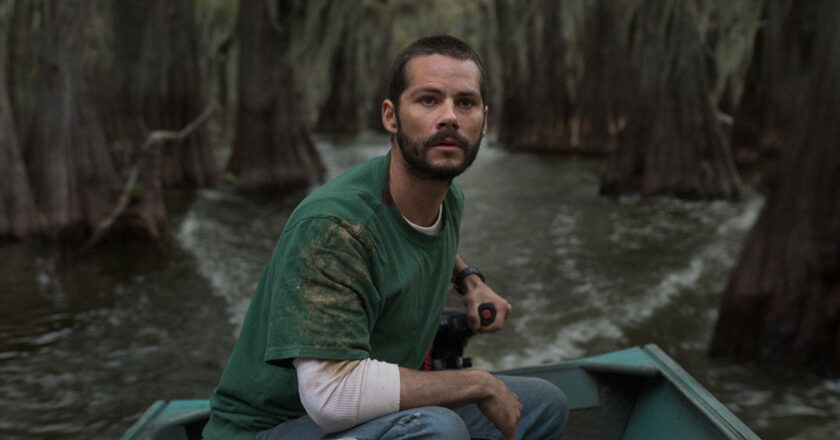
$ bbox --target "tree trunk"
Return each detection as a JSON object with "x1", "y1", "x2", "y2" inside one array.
[
  {"x1": 228, "y1": 0, "x2": 324, "y2": 191},
  {"x1": 314, "y1": 26, "x2": 365, "y2": 134},
  {"x1": 24, "y1": 0, "x2": 122, "y2": 240},
  {"x1": 494, "y1": 0, "x2": 573, "y2": 152},
  {"x1": 729, "y1": 0, "x2": 816, "y2": 165},
  {"x1": 0, "y1": 0, "x2": 42, "y2": 240},
  {"x1": 8, "y1": 0, "x2": 42, "y2": 170},
  {"x1": 571, "y1": 0, "x2": 628, "y2": 154},
  {"x1": 112, "y1": 0, "x2": 219, "y2": 188},
  {"x1": 600, "y1": 0, "x2": 742, "y2": 199},
  {"x1": 697, "y1": 0, "x2": 764, "y2": 119},
  {"x1": 709, "y1": 0, "x2": 840, "y2": 374},
  {"x1": 0, "y1": 79, "x2": 40, "y2": 240}
]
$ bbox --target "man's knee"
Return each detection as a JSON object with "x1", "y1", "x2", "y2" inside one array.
[
  {"x1": 392, "y1": 406, "x2": 470, "y2": 439},
  {"x1": 500, "y1": 376, "x2": 569, "y2": 437},
  {"x1": 542, "y1": 382, "x2": 569, "y2": 433}
]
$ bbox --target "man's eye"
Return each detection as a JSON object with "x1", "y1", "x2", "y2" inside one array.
[
  {"x1": 457, "y1": 99, "x2": 476, "y2": 109},
  {"x1": 419, "y1": 96, "x2": 437, "y2": 105}
]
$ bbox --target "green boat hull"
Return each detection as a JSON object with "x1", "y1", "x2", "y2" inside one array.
[{"x1": 122, "y1": 344, "x2": 759, "y2": 440}]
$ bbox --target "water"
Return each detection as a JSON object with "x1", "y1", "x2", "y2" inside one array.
[{"x1": 2, "y1": 133, "x2": 839, "y2": 439}]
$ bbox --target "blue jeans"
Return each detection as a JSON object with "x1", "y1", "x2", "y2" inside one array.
[{"x1": 255, "y1": 375, "x2": 568, "y2": 439}]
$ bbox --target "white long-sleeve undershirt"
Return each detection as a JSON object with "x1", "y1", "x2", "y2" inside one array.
[{"x1": 293, "y1": 358, "x2": 401, "y2": 434}]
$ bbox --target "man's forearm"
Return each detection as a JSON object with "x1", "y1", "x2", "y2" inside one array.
[
  {"x1": 399, "y1": 366, "x2": 523, "y2": 438},
  {"x1": 453, "y1": 253, "x2": 470, "y2": 280},
  {"x1": 453, "y1": 253, "x2": 485, "y2": 293},
  {"x1": 399, "y1": 366, "x2": 494, "y2": 410}
]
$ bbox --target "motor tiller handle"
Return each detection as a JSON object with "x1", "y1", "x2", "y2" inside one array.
[{"x1": 478, "y1": 303, "x2": 496, "y2": 327}]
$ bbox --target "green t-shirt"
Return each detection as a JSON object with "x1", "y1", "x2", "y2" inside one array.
[{"x1": 203, "y1": 153, "x2": 464, "y2": 439}]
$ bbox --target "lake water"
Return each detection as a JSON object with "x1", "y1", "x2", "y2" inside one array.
[{"x1": 2, "y1": 133, "x2": 838, "y2": 439}]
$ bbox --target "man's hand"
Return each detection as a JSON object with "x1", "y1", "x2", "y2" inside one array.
[
  {"x1": 452, "y1": 254, "x2": 512, "y2": 332},
  {"x1": 477, "y1": 374, "x2": 523, "y2": 439},
  {"x1": 400, "y1": 368, "x2": 522, "y2": 439},
  {"x1": 461, "y1": 276, "x2": 512, "y2": 333}
]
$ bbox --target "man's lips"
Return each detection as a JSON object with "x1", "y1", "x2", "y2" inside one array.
[
  {"x1": 426, "y1": 133, "x2": 467, "y2": 150},
  {"x1": 433, "y1": 139, "x2": 462, "y2": 149}
]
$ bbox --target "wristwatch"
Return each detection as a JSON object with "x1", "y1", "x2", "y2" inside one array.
[{"x1": 454, "y1": 266, "x2": 485, "y2": 295}]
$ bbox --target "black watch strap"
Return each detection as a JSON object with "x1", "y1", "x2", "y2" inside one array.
[{"x1": 454, "y1": 267, "x2": 485, "y2": 295}]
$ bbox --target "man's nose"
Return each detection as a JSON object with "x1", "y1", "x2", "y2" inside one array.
[{"x1": 436, "y1": 99, "x2": 459, "y2": 130}]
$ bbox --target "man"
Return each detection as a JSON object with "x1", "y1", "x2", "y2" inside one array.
[{"x1": 203, "y1": 35, "x2": 568, "y2": 440}]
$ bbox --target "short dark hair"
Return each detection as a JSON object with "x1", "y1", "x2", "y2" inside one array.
[{"x1": 386, "y1": 35, "x2": 487, "y2": 110}]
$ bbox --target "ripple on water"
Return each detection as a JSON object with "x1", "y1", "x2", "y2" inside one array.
[{"x1": 176, "y1": 190, "x2": 290, "y2": 332}]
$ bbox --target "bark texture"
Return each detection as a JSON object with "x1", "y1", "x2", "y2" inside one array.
[
  {"x1": 495, "y1": 0, "x2": 574, "y2": 152},
  {"x1": 228, "y1": 0, "x2": 324, "y2": 191},
  {"x1": 112, "y1": 0, "x2": 219, "y2": 187},
  {"x1": 729, "y1": 0, "x2": 817, "y2": 165},
  {"x1": 0, "y1": 0, "x2": 42, "y2": 239},
  {"x1": 710, "y1": 0, "x2": 840, "y2": 374},
  {"x1": 600, "y1": 0, "x2": 742, "y2": 199},
  {"x1": 0, "y1": 85, "x2": 39, "y2": 239},
  {"x1": 314, "y1": 25, "x2": 367, "y2": 134},
  {"x1": 3, "y1": 0, "x2": 212, "y2": 242},
  {"x1": 24, "y1": 1, "x2": 122, "y2": 240},
  {"x1": 572, "y1": 0, "x2": 628, "y2": 154}
]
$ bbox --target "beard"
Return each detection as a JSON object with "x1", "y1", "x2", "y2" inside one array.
[{"x1": 396, "y1": 119, "x2": 483, "y2": 182}]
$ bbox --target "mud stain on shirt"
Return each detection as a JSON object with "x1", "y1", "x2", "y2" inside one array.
[{"x1": 286, "y1": 217, "x2": 376, "y2": 352}]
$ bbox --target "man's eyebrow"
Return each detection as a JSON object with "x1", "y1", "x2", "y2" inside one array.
[
  {"x1": 455, "y1": 90, "x2": 481, "y2": 98},
  {"x1": 407, "y1": 87, "x2": 480, "y2": 98},
  {"x1": 408, "y1": 86, "x2": 444, "y2": 96}
]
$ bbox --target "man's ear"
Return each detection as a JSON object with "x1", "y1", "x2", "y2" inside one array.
[
  {"x1": 382, "y1": 99, "x2": 398, "y2": 134},
  {"x1": 482, "y1": 106, "x2": 489, "y2": 136}
]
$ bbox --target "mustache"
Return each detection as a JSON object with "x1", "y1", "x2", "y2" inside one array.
[{"x1": 424, "y1": 130, "x2": 468, "y2": 149}]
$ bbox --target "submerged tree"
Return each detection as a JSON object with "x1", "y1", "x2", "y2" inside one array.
[
  {"x1": 112, "y1": 0, "x2": 219, "y2": 188},
  {"x1": 569, "y1": 0, "x2": 628, "y2": 154},
  {"x1": 494, "y1": 0, "x2": 574, "y2": 151},
  {"x1": 307, "y1": 1, "x2": 389, "y2": 134},
  {"x1": 313, "y1": 25, "x2": 366, "y2": 134},
  {"x1": 2, "y1": 0, "x2": 218, "y2": 243},
  {"x1": 710, "y1": 0, "x2": 840, "y2": 374},
  {"x1": 729, "y1": 0, "x2": 817, "y2": 165},
  {"x1": 21, "y1": 0, "x2": 124, "y2": 240},
  {"x1": 600, "y1": 0, "x2": 741, "y2": 199},
  {"x1": 227, "y1": 0, "x2": 324, "y2": 191},
  {"x1": 0, "y1": 0, "x2": 41, "y2": 239}
]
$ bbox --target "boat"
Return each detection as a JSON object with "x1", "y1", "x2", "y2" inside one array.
[{"x1": 121, "y1": 344, "x2": 760, "y2": 439}]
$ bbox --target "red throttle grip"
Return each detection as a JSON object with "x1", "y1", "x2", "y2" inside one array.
[{"x1": 478, "y1": 303, "x2": 497, "y2": 327}]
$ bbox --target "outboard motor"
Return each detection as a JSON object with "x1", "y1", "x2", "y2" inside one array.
[{"x1": 425, "y1": 303, "x2": 496, "y2": 370}]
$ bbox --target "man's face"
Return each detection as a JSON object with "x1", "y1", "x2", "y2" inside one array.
[{"x1": 387, "y1": 54, "x2": 488, "y2": 181}]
